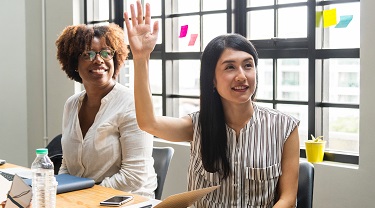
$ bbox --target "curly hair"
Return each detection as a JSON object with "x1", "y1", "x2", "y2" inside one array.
[{"x1": 55, "y1": 23, "x2": 129, "y2": 83}]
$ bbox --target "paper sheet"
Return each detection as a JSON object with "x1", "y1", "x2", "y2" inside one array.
[
  {"x1": 5, "y1": 175, "x2": 32, "y2": 208},
  {"x1": 153, "y1": 185, "x2": 220, "y2": 208},
  {"x1": 0, "y1": 175, "x2": 12, "y2": 202},
  {"x1": 122, "y1": 199, "x2": 161, "y2": 208}
]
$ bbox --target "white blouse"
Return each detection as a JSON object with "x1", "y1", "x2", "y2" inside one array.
[
  {"x1": 59, "y1": 83, "x2": 157, "y2": 198},
  {"x1": 188, "y1": 103, "x2": 299, "y2": 208}
]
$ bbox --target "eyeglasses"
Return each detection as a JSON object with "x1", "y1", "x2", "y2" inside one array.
[{"x1": 80, "y1": 49, "x2": 115, "y2": 61}]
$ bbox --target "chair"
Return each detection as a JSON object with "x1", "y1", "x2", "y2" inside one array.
[
  {"x1": 46, "y1": 134, "x2": 63, "y2": 175},
  {"x1": 297, "y1": 161, "x2": 314, "y2": 208},
  {"x1": 152, "y1": 147, "x2": 174, "y2": 200}
]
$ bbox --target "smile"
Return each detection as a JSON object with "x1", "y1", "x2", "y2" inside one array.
[
  {"x1": 232, "y1": 86, "x2": 249, "y2": 90},
  {"x1": 90, "y1": 69, "x2": 108, "y2": 74}
]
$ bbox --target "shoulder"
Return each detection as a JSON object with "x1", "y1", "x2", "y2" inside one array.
[
  {"x1": 188, "y1": 111, "x2": 200, "y2": 123},
  {"x1": 113, "y1": 83, "x2": 133, "y2": 96},
  {"x1": 65, "y1": 91, "x2": 84, "y2": 107},
  {"x1": 254, "y1": 103, "x2": 299, "y2": 125},
  {"x1": 108, "y1": 83, "x2": 134, "y2": 106}
]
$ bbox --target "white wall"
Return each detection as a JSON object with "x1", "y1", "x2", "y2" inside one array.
[
  {"x1": 1, "y1": 0, "x2": 375, "y2": 207},
  {"x1": 0, "y1": 0, "x2": 28, "y2": 166},
  {"x1": 0, "y1": 0, "x2": 81, "y2": 166}
]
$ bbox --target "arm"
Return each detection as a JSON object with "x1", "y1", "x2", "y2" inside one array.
[
  {"x1": 274, "y1": 127, "x2": 300, "y2": 208},
  {"x1": 124, "y1": 1, "x2": 193, "y2": 142}
]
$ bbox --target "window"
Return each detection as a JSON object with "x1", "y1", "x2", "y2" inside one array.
[{"x1": 84, "y1": 0, "x2": 360, "y2": 164}]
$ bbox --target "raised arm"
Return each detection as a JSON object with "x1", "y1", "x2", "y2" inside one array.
[{"x1": 124, "y1": 1, "x2": 193, "y2": 142}]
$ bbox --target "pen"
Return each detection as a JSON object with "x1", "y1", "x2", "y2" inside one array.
[{"x1": 139, "y1": 204, "x2": 152, "y2": 208}]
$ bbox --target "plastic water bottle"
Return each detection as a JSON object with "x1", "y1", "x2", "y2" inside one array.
[{"x1": 31, "y1": 148, "x2": 57, "y2": 208}]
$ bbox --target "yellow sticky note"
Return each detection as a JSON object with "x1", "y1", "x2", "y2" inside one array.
[
  {"x1": 323, "y1": 8, "x2": 337, "y2": 28},
  {"x1": 316, "y1": 11, "x2": 323, "y2": 27}
]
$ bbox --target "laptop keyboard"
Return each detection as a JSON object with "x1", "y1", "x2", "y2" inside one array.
[{"x1": 0, "y1": 171, "x2": 16, "y2": 181}]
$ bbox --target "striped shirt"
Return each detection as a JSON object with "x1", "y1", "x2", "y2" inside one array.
[{"x1": 188, "y1": 103, "x2": 299, "y2": 208}]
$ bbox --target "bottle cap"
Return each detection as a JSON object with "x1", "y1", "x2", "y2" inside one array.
[{"x1": 36, "y1": 148, "x2": 48, "y2": 155}]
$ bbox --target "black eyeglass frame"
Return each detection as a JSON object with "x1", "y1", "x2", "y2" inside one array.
[{"x1": 80, "y1": 49, "x2": 115, "y2": 61}]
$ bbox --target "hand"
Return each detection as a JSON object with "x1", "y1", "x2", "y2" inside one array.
[{"x1": 124, "y1": 0, "x2": 159, "y2": 59}]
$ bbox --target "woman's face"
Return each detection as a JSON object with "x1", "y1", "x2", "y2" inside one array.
[
  {"x1": 77, "y1": 37, "x2": 115, "y2": 88},
  {"x1": 214, "y1": 48, "x2": 257, "y2": 106}
]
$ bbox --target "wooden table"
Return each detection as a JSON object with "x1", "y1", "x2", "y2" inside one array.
[{"x1": 1, "y1": 163, "x2": 149, "y2": 207}]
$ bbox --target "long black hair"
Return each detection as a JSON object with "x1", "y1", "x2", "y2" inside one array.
[{"x1": 199, "y1": 34, "x2": 258, "y2": 179}]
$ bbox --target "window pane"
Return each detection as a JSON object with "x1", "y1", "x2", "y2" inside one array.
[
  {"x1": 324, "y1": 108, "x2": 359, "y2": 154},
  {"x1": 322, "y1": 59, "x2": 360, "y2": 104},
  {"x1": 178, "y1": 60, "x2": 200, "y2": 96},
  {"x1": 247, "y1": 10, "x2": 274, "y2": 40},
  {"x1": 316, "y1": 3, "x2": 360, "y2": 49},
  {"x1": 278, "y1": 0, "x2": 307, "y2": 4},
  {"x1": 179, "y1": 98, "x2": 200, "y2": 117},
  {"x1": 255, "y1": 102, "x2": 273, "y2": 109},
  {"x1": 87, "y1": 0, "x2": 109, "y2": 22},
  {"x1": 203, "y1": 14, "x2": 227, "y2": 49},
  {"x1": 278, "y1": 6, "x2": 307, "y2": 38},
  {"x1": 169, "y1": 16, "x2": 201, "y2": 52},
  {"x1": 145, "y1": 0, "x2": 162, "y2": 16},
  {"x1": 247, "y1": 0, "x2": 274, "y2": 7},
  {"x1": 149, "y1": 60, "x2": 163, "y2": 94},
  {"x1": 152, "y1": 96, "x2": 163, "y2": 116},
  {"x1": 203, "y1": 0, "x2": 226, "y2": 11},
  {"x1": 277, "y1": 59, "x2": 308, "y2": 101},
  {"x1": 256, "y1": 59, "x2": 274, "y2": 100},
  {"x1": 172, "y1": 0, "x2": 199, "y2": 14},
  {"x1": 276, "y1": 104, "x2": 308, "y2": 147},
  {"x1": 123, "y1": 60, "x2": 162, "y2": 94}
]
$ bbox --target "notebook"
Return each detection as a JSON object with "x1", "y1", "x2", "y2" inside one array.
[
  {"x1": 123, "y1": 185, "x2": 220, "y2": 208},
  {"x1": 23, "y1": 174, "x2": 95, "y2": 194}
]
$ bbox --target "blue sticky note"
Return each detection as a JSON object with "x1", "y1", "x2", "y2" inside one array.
[{"x1": 335, "y1": 15, "x2": 353, "y2": 28}]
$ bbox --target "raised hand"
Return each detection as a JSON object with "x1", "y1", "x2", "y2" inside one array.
[{"x1": 124, "y1": 1, "x2": 159, "y2": 59}]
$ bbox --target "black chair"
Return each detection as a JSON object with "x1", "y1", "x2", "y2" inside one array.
[
  {"x1": 45, "y1": 134, "x2": 63, "y2": 175},
  {"x1": 152, "y1": 147, "x2": 174, "y2": 200},
  {"x1": 297, "y1": 161, "x2": 314, "y2": 208}
]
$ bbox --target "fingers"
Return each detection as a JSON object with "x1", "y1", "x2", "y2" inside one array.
[
  {"x1": 124, "y1": 12, "x2": 131, "y2": 31},
  {"x1": 153, "y1": 21, "x2": 159, "y2": 36},
  {"x1": 136, "y1": 0, "x2": 144, "y2": 24},
  {"x1": 124, "y1": 1, "x2": 153, "y2": 29},
  {"x1": 130, "y1": 4, "x2": 137, "y2": 27},
  {"x1": 145, "y1": 3, "x2": 151, "y2": 25}
]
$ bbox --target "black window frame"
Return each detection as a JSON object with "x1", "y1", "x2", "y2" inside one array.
[{"x1": 84, "y1": 0, "x2": 360, "y2": 164}]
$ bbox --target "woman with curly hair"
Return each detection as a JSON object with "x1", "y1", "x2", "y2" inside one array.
[{"x1": 55, "y1": 23, "x2": 157, "y2": 198}]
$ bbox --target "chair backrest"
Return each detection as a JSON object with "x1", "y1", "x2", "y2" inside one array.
[
  {"x1": 152, "y1": 147, "x2": 174, "y2": 200},
  {"x1": 46, "y1": 134, "x2": 63, "y2": 175},
  {"x1": 297, "y1": 161, "x2": 314, "y2": 208}
]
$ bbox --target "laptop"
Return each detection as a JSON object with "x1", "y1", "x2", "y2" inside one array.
[
  {"x1": 0, "y1": 167, "x2": 33, "y2": 181},
  {"x1": 0, "y1": 168, "x2": 95, "y2": 194}
]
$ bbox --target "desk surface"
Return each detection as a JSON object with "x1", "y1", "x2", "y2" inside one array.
[{"x1": 1, "y1": 163, "x2": 149, "y2": 207}]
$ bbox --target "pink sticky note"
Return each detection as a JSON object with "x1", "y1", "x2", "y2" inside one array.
[
  {"x1": 188, "y1": 34, "x2": 198, "y2": 46},
  {"x1": 179, "y1": 25, "x2": 188, "y2": 38}
]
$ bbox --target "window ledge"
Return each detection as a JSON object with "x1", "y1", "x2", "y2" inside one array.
[{"x1": 300, "y1": 158, "x2": 359, "y2": 170}]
